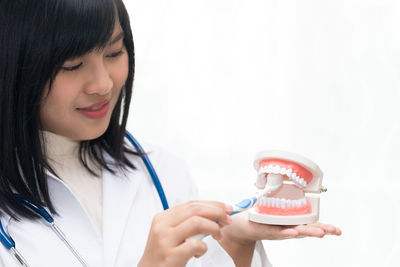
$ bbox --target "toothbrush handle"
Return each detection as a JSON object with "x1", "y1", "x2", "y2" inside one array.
[{"x1": 229, "y1": 197, "x2": 258, "y2": 216}]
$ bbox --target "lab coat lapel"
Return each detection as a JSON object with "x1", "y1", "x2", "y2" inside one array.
[{"x1": 102, "y1": 154, "x2": 144, "y2": 267}]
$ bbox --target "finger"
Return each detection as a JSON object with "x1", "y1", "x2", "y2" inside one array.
[
  {"x1": 174, "y1": 238, "x2": 208, "y2": 261},
  {"x1": 313, "y1": 223, "x2": 342, "y2": 236},
  {"x1": 304, "y1": 223, "x2": 342, "y2": 236},
  {"x1": 165, "y1": 201, "x2": 231, "y2": 227},
  {"x1": 251, "y1": 223, "x2": 299, "y2": 240},
  {"x1": 172, "y1": 216, "x2": 223, "y2": 244},
  {"x1": 279, "y1": 228, "x2": 299, "y2": 238},
  {"x1": 294, "y1": 224, "x2": 325, "y2": 238}
]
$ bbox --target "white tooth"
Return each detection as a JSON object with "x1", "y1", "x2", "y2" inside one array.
[
  {"x1": 286, "y1": 199, "x2": 292, "y2": 208},
  {"x1": 272, "y1": 165, "x2": 280, "y2": 174},
  {"x1": 286, "y1": 168, "x2": 292, "y2": 176},
  {"x1": 281, "y1": 198, "x2": 286, "y2": 209},
  {"x1": 291, "y1": 173, "x2": 297, "y2": 179},
  {"x1": 275, "y1": 198, "x2": 280, "y2": 208},
  {"x1": 260, "y1": 166, "x2": 265, "y2": 172},
  {"x1": 270, "y1": 165, "x2": 276, "y2": 173},
  {"x1": 262, "y1": 166, "x2": 268, "y2": 172},
  {"x1": 301, "y1": 198, "x2": 306, "y2": 205},
  {"x1": 295, "y1": 200, "x2": 301, "y2": 207},
  {"x1": 270, "y1": 198, "x2": 275, "y2": 208},
  {"x1": 266, "y1": 198, "x2": 270, "y2": 207},
  {"x1": 280, "y1": 167, "x2": 286, "y2": 175},
  {"x1": 302, "y1": 180, "x2": 307, "y2": 187},
  {"x1": 266, "y1": 165, "x2": 273, "y2": 173},
  {"x1": 299, "y1": 178, "x2": 304, "y2": 185},
  {"x1": 90, "y1": 105, "x2": 103, "y2": 111}
]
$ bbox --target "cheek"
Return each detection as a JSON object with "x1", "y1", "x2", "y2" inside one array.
[
  {"x1": 39, "y1": 78, "x2": 80, "y2": 129},
  {"x1": 112, "y1": 54, "x2": 129, "y2": 89}
]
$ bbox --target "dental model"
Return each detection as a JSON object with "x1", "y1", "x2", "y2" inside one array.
[
  {"x1": 248, "y1": 150, "x2": 325, "y2": 225},
  {"x1": 187, "y1": 150, "x2": 325, "y2": 241}
]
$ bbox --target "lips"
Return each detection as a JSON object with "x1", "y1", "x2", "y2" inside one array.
[{"x1": 77, "y1": 99, "x2": 110, "y2": 119}]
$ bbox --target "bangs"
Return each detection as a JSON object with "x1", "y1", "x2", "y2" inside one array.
[{"x1": 49, "y1": 0, "x2": 117, "y2": 65}]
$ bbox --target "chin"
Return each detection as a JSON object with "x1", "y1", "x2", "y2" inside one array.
[
  {"x1": 82, "y1": 127, "x2": 109, "y2": 141},
  {"x1": 70, "y1": 121, "x2": 109, "y2": 141}
]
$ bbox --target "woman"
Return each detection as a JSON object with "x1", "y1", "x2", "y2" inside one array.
[{"x1": 0, "y1": 0, "x2": 341, "y2": 266}]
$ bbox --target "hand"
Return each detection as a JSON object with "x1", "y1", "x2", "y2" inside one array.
[
  {"x1": 218, "y1": 212, "x2": 342, "y2": 267},
  {"x1": 223, "y1": 212, "x2": 341, "y2": 243},
  {"x1": 138, "y1": 201, "x2": 232, "y2": 267}
]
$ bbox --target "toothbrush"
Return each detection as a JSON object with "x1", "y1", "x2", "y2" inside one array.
[
  {"x1": 229, "y1": 176, "x2": 283, "y2": 216},
  {"x1": 187, "y1": 175, "x2": 283, "y2": 241}
]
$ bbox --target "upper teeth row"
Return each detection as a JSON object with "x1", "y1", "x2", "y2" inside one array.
[
  {"x1": 258, "y1": 197, "x2": 308, "y2": 208},
  {"x1": 258, "y1": 165, "x2": 308, "y2": 188},
  {"x1": 86, "y1": 105, "x2": 104, "y2": 111}
]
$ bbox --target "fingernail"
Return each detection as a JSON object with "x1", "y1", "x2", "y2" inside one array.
[
  {"x1": 224, "y1": 204, "x2": 233, "y2": 213},
  {"x1": 226, "y1": 216, "x2": 232, "y2": 225}
]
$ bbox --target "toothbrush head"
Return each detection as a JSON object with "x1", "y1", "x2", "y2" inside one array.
[{"x1": 256, "y1": 173, "x2": 283, "y2": 199}]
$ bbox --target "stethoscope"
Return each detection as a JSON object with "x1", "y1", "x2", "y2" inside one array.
[{"x1": 0, "y1": 131, "x2": 169, "y2": 267}]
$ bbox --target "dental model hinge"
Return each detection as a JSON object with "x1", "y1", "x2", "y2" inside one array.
[{"x1": 320, "y1": 186, "x2": 327, "y2": 193}]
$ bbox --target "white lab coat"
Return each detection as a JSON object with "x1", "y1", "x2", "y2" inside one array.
[{"x1": 0, "y1": 142, "x2": 271, "y2": 266}]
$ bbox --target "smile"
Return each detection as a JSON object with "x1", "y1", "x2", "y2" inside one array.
[{"x1": 77, "y1": 100, "x2": 110, "y2": 119}]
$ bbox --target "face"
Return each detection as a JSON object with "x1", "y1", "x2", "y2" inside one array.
[{"x1": 39, "y1": 21, "x2": 129, "y2": 141}]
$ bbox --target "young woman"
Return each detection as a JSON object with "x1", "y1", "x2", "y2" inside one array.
[{"x1": 0, "y1": 0, "x2": 341, "y2": 266}]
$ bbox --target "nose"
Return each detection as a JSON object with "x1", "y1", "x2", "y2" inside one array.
[{"x1": 84, "y1": 62, "x2": 113, "y2": 96}]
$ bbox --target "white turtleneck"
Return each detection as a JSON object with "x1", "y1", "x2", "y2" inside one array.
[{"x1": 42, "y1": 131, "x2": 103, "y2": 236}]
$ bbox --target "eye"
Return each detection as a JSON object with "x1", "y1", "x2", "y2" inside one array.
[
  {"x1": 61, "y1": 62, "x2": 83, "y2": 72},
  {"x1": 107, "y1": 50, "x2": 124, "y2": 58}
]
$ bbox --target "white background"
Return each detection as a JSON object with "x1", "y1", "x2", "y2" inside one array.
[{"x1": 125, "y1": 0, "x2": 400, "y2": 266}]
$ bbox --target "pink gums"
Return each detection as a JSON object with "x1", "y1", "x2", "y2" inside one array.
[
  {"x1": 259, "y1": 159, "x2": 313, "y2": 184},
  {"x1": 256, "y1": 200, "x2": 312, "y2": 216}
]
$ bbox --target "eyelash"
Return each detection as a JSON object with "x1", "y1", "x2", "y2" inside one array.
[
  {"x1": 61, "y1": 50, "x2": 124, "y2": 72},
  {"x1": 107, "y1": 50, "x2": 124, "y2": 58}
]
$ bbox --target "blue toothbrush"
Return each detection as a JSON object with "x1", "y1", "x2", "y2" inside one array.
[
  {"x1": 229, "y1": 196, "x2": 258, "y2": 216},
  {"x1": 186, "y1": 181, "x2": 283, "y2": 241}
]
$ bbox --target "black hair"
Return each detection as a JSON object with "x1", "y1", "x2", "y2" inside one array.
[{"x1": 0, "y1": 0, "x2": 137, "y2": 220}]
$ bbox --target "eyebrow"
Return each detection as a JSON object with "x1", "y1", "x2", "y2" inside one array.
[{"x1": 108, "y1": 32, "x2": 124, "y2": 46}]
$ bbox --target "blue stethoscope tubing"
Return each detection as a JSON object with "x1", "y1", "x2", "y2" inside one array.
[
  {"x1": 0, "y1": 131, "x2": 169, "y2": 267},
  {"x1": 125, "y1": 131, "x2": 169, "y2": 210}
]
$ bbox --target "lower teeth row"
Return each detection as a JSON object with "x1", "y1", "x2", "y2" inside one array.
[{"x1": 258, "y1": 197, "x2": 307, "y2": 208}]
